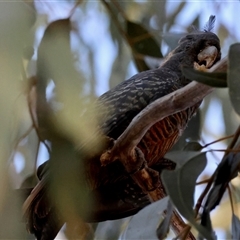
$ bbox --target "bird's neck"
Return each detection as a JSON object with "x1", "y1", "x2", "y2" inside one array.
[{"x1": 160, "y1": 51, "x2": 195, "y2": 85}]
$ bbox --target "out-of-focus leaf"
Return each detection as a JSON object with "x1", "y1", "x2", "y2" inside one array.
[
  {"x1": 202, "y1": 153, "x2": 240, "y2": 213},
  {"x1": 126, "y1": 20, "x2": 162, "y2": 71},
  {"x1": 162, "y1": 152, "x2": 215, "y2": 240},
  {"x1": 36, "y1": 18, "x2": 73, "y2": 139},
  {"x1": 228, "y1": 43, "x2": 240, "y2": 116},
  {"x1": 23, "y1": 46, "x2": 34, "y2": 60},
  {"x1": 127, "y1": 20, "x2": 162, "y2": 58},
  {"x1": 232, "y1": 214, "x2": 240, "y2": 240},
  {"x1": 0, "y1": 2, "x2": 35, "y2": 238},
  {"x1": 37, "y1": 18, "x2": 72, "y2": 87},
  {"x1": 183, "y1": 141, "x2": 203, "y2": 151},
  {"x1": 156, "y1": 199, "x2": 173, "y2": 239},
  {"x1": 120, "y1": 197, "x2": 170, "y2": 240},
  {"x1": 21, "y1": 174, "x2": 38, "y2": 188},
  {"x1": 37, "y1": 18, "x2": 100, "y2": 149},
  {"x1": 182, "y1": 67, "x2": 227, "y2": 87},
  {"x1": 48, "y1": 128, "x2": 91, "y2": 222}
]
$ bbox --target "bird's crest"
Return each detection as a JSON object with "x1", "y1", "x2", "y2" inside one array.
[{"x1": 203, "y1": 15, "x2": 216, "y2": 32}]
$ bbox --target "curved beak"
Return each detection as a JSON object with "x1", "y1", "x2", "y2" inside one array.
[{"x1": 197, "y1": 46, "x2": 218, "y2": 69}]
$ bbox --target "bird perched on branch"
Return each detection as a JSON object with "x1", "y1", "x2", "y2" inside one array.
[{"x1": 23, "y1": 16, "x2": 221, "y2": 239}]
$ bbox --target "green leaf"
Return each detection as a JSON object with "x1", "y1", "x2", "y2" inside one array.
[
  {"x1": 162, "y1": 152, "x2": 215, "y2": 240},
  {"x1": 228, "y1": 43, "x2": 240, "y2": 116},
  {"x1": 182, "y1": 67, "x2": 227, "y2": 87},
  {"x1": 121, "y1": 197, "x2": 170, "y2": 240}
]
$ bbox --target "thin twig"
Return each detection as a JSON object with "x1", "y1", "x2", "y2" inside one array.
[
  {"x1": 194, "y1": 174, "x2": 214, "y2": 218},
  {"x1": 224, "y1": 125, "x2": 240, "y2": 157},
  {"x1": 202, "y1": 134, "x2": 234, "y2": 148},
  {"x1": 196, "y1": 178, "x2": 212, "y2": 185}
]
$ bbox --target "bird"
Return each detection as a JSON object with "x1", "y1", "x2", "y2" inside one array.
[{"x1": 23, "y1": 16, "x2": 221, "y2": 240}]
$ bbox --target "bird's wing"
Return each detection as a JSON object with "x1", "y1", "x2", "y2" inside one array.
[{"x1": 95, "y1": 68, "x2": 180, "y2": 139}]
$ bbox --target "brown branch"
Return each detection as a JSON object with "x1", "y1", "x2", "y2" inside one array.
[{"x1": 101, "y1": 57, "x2": 228, "y2": 165}]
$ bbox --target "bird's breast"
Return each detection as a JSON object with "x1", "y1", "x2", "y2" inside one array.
[{"x1": 137, "y1": 105, "x2": 198, "y2": 166}]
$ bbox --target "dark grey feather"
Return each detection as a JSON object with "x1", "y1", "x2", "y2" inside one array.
[{"x1": 204, "y1": 15, "x2": 216, "y2": 32}]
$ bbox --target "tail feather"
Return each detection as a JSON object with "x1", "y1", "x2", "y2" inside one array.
[{"x1": 23, "y1": 179, "x2": 64, "y2": 240}]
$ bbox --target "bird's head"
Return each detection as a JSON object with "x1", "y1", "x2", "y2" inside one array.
[{"x1": 163, "y1": 16, "x2": 221, "y2": 71}]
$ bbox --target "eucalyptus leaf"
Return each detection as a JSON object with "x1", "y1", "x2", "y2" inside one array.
[
  {"x1": 162, "y1": 152, "x2": 215, "y2": 240},
  {"x1": 156, "y1": 199, "x2": 173, "y2": 239},
  {"x1": 120, "y1": 197, "x2": 170, "y2": 240},
  {"x1": 232, "y1": 214, "x2": 240, "y2": 240},
  {"x1": 202, "y1": 153, "x2": 240, "y2": 212},
  {"x1": 182, "y1": 67, "x2": 227, "y2": 87},
  {"x1": 164, "y1": 151, "x2": 204, "y2": 168},
  {"x1": 228, "y1": 43, "x2": 240, "y2": 116}
]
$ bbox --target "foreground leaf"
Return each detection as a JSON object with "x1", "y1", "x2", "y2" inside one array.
[
  {"x1": 162, "y1": 152, "x2": 215, "y2": 240},
  {"x1": 228, "y1": 43, "x2": 240, "y2": 116},
  {"x1": 120, "y1": 197, "x2": 170, "y2": 240},
  {"x1": 156, "y1": 199, "x2": 173, "y2": 239},
  {"x1": 202, "y1": 152, "x2": 240, "y2": 212},
  {"x1": 182, "y1": 67, "x2": 227, "y2": 87}
]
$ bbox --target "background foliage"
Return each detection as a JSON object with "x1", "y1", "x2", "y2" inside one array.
[{"x1": 1, "y1": 0, "x2": 240, "y2": 239}]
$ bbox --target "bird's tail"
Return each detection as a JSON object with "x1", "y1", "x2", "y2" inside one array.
[{"x1": 23, "y1": 178, "x2": 64, "y2": 240}]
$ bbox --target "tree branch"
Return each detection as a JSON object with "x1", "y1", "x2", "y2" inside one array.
[{"x1": 100, "y1": 56, "x2": 228, "y2": 165}]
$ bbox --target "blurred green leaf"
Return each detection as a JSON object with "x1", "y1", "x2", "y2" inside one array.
[
  {"x1": 162, "y1": 152, "x2": 215, "y2": 240},
  {"x1": 48, "y1": 128, "x2": 91, "y2": 221},
  {"x1": 182, "y1": 67, "x2": 227, "y2": 87},
  {"x1": 21, "y1": 174, "x2": 38, "y2": 188},
  {"x1": 228, "y1": 43, "x2": 240, "y2": 116}
]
